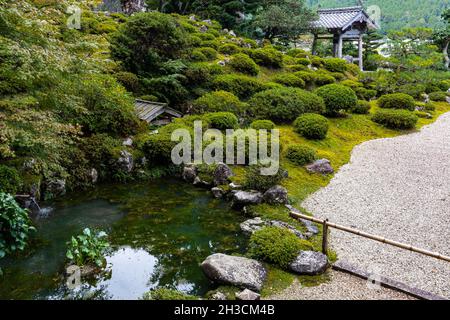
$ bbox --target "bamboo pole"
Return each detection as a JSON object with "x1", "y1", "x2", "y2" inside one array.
[{"x1": 289, "y1": 211, "x2": 450, "y2": 263}]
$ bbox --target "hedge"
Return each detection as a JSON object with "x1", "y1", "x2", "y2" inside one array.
[
  {"x1": 372, "y1": 109, "x2": 418, "y2": 129},
  {"x1": 293, "y1": 113, "x2": 329, "y2": 140}
]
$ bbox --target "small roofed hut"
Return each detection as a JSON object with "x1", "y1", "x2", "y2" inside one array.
[
  {"x1": 312, "y1": 6, "x2": 379, "y2": 70},
  {"x1": 135, "y1": 99, "x2": 182, "y2": 126}
]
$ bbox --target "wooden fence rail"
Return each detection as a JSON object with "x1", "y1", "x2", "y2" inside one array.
[{"x1": 289, "y1": 211, "x2": 450, "y2": 263}]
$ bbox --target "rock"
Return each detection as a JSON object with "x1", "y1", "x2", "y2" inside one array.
[
  {"x1": 285, "y1": 204, "x2": 319, "y2": 237},
  {"x1": 268, "y1": 220, "x2": 305, "y2": 239},
  {"x1": 117, "y1": 150, "x2": 133, "y2": 173},
  {"x1": 263, "y1": 185, "x2": 288, "y2": 204},
  {"x1": 210, "y1": 292, "x2": 227, "y2": 300},
  {"x1": 199, "y1": 25, "x2": 208, "y2": 33},
  {"x1": 343, "y1": 55, "x2": 354, "y2": 63},
  {"x1": 218, "y1": 60, "x2": 226, "y2": 66},
  {"x1": 447, "y1": 96, "x2": 450, "y2": 104},
  {"x1": 229, "y1": 182, "x2": 242, "y2": 190},
  {"x1": 235, "y1": 289, "x2": 260, "y2": 300},
  {"x1": 189, "y1": 15, "x2": 196, "y2": 21},
  {"x1": 228, "y1": 30, "x2": 236, "y2": 37},
  {"x1": 46, "y1": 178, "x2": 66, "y2": 197},
  {"x1": 122, "y1": 137, "x2": 133, "y2": 147},
  {"x1": 213, "y1": 163, "x2": 233, "y2": 186},
  {"x1": 211, "y1": 187, "x2": 224, "y2": 199},
  {"x1": 201, "y1": 253, "x2": 267, "y2": 292},
  {"x1": 232, "y1": 191, "x2": 263, "y2": 208},
  {"x1": 306, "y1": 159, "x2": 334, "y2": 174},
  {"x1": 89, "y1": 168, "x2": 98, "y2": 184},
  {"x1": 240, "y1": 217, "x2": 265, "y2": 235},
  {"x1": 423, "y1": 93, "x2": 430, "y2": 103},
  {"x1": 289, "y1": 251, "x2": 328, "y2": 275},
  {"x1": 202, "y1": 19, "x2": 212, "y2": 25},
  {"x1": 182, "y1": 164, "x2": 197, "y2": 183},
  {"x1": 193, "y1": 176, "x2": 212, "y2": 188},
  {"x1": 22, "y1": 158, "x2": 37, "y2": 171}
]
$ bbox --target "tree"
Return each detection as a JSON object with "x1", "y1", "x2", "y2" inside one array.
[
  {"x1": 433, "y1": 9, "x2": 450, "y2": 69},
  {"x1": 363, "y1": 29, "x2": 384, "y2": 71},
  {"x1": 251, "y1": 0, "x2": 316, "y2": 45}
]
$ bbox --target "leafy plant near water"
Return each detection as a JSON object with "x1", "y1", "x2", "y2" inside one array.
[
  {"x1": 0, "y1": 192, "x2": 35, "y2": 259},
  {"x1": 143, "y1": 288, "x2": 198, "y2": 300},
  {"x1": 66, "y1": 228, "x2": 110, "y2": 268}
]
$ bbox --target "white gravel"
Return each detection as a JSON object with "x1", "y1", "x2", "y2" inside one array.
[{"x1": 302, "y1": 112, "x2": 450, "y2": 299}]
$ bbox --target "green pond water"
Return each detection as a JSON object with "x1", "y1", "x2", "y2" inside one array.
[{"x1": 0, "y1": 179, "x2": 247, "y2": 300}]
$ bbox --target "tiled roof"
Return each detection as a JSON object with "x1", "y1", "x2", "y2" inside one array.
[
  {"x1": 314, "y1": 6, "x2": 378, "y2": 30},
  {"x1": 135, "y1": 99, "x2": 182, "y2": 123}
]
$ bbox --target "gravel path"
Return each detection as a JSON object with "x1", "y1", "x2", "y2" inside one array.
[
  {"x1": 302, "y1": 112, "x2": 450, "y2": 299},
  {"x1": 268, "y1": 270, "x2": 416, "y2": 300}
]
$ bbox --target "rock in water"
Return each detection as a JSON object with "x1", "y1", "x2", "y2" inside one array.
[
  {"x1": 231, "y1": 191, "x2": 263, "y2": 208},
  {"x1": 235, "y1": 289, "x2": 260, "y2": 300},
  {"x1": 117, "y1": 150, "x2": 133, "y2": 173},
  {"x1": 213, "y1": 163, "x2": 233, "y2": 186},
  {"x1": 201, "y1": 253, "x2": 267, "y2": 292},
  {"x1": 182, "y1": 164, "x2": 197, "y2": 183},
  {"x1": 306, "y1": 159, "x2": 334, "y2": 174},
  {"x1": 211, "y1": 187, "x2": 224, "y2": 199},
  {"x1": 46, "y1": 178, "x2": 66, "y2": 197},
  {"x1": 289, "y1": 251, "x2": 328, "y2": 275},
  {"x1": 263, "y1": 185, "x2": 288, "y2": 204}
]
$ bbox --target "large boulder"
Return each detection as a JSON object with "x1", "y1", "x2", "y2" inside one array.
[
  {"x1": 46, "y1": 178, "x2": 66, "y2": 197},
  {"x1": 117, "y1": 150, "x2": 133, "y2": 173},
  {"x1": 306, "y1": 159, "x2": 334, "y2": 175},
  {"x1": 263, "y1": 185, "x2": 288, "y2": 204},
  {"x1": 231, "y1": 191, "x2": 263, "y2": 208},
  {"x1": 240, "y1": 217, "x2": 265, "y2": 235},
  {"x1": 211, "y1": 187, "x2": 225, "y2": 199},
  {"x1": 289, "y1": 251, "x2": 328, "y2": 275},
  {"x1": 213, "y1": 163, "x2": 233, "y2": 186},
  {"x1": 201, "y1": 253, "x2": 267, "y2": 292}
]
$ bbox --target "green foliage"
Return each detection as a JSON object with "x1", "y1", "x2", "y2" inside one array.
[
  {"x1": 293, "y1": 71, "x2": 315, "y2": 85},
  {"x1": 0, "y1": 165, "x2": 22, "y2": 194},
  {"x1": 0, "y1": 192, "x2": 35, "y2": 259},
  {"x1": 272, "y1": 74, "x2": 305, "y2": 88},
  {"x1": 248, "y1": 48, "x2": 283, "y2": 68},
  {"x1": 142, "y1": 132, "x2": 180, "y2": 165},
  {"x1": 351, "y1": 100, "x2": 372, "y2": 115},
  {"x1": 353, "y1": 87, "x2": 377, "y2": 101},
  {"x1": 314, "y1": 73, "x2": 336, "y2": 86},
  {"x1": 398, "y1": 83, "x2": 426, "y2": 99},
  {"x1": 285, "y1": 145, "x2": 317, "y2": 165},
  {"x1": 340, "y1": 80, "x2": 363, "y2": 89},
  {"x1": 323, "y1": 58, "x2": 348, "y2": 73},
  {"x1": 190, "y1": 49, "x2": 208, "y2": 62},
  {"x1": 213, "y1": 74, "x2": 266, "y2": 99},
  {"x1": 228, "y1": 53, "x2": 259, "y2": 76},
  {"x1": 428, "y1": 91, "x2": 447, "y2": 101},
  {"x1": 296, "y1": 58, "x2": 311, "y2": 66},
  {"x1": 248, "y1": 87, "x2": 325, "y2": 123},
  {"x1": 115, "y1": 71, "x2": 141, "y2": 93},
  {"x1": 192, "y1": 90, "x2": 244, "y2": 114},
  {"x1": 66, "y1": 228, "x2": 110, "y2": 267},
  {"x1": 143, "y1": 288, "x2": 198, "y2": 300},
  {"x1": 293, "y1": 113, "x2": 329, "y2": 140},
  {"x1": 372, "y1": 109, "x2": 418, "y2": 130},
  {"x1": 218, "y1": 43, "x2": 241, "y2": 55},
  {"x1": 248, "y1": 226, "x2": 313, "y2": 269},
  {"x1": 204, "y1": 112, "x2": 239, "y2": 130},
  {"x1": 244, "y1": 165, "x2": 286, "y2": 192},
  {"x1": 377, "y1": 93, "x2": 416, "y2": 111},
  {"x1": 250, "y1": 120, "x2": 275, "y2": 130},
  {"x1": 196, "y1": 47, "x2": 218, "y2": 60},
  {"x1": 314, "y1": 84, "x2": 358, "y2": 115}
]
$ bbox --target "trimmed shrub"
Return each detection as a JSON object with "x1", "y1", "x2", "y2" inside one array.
[
  {"x1": 196, "y1": 47, "x2": 217, "y2": 60},
  {"x1": 143, "y1": 288, "x2": 198, "y2": 300},
  {"x1": 341, "y1": 80, "x2": 363, "y2": 89},
  {"x1": 314, "y1": 84, "x2": 358, "y2": 115},
  {"x1": 197, "y1": 32, "x2": 216, "y2": 41},
  {"x1": 204, "y1": 112, "x2": 239, "y2": 130},
  {"x1": 372, "y1": 109, "x2": 418, "y2": 130},
  {"x1": 425, "y1": 82, "x2": 441, "y2": 94},
  {"x1": 200, "y1": 40, "x2": 220, "y2": 50},
  {"x1": 250, "y1": 120, "x2": 275, "y2": 130},
  {"x1": 0, "y1": 165, "x2": 22, "y2": 195},
  {"x1": 354, "y1": 87, "x2": 377, "y2": 101},
  {"x1": 272, "y1": 74, "x2": 305, "y2": 88},
  {"x1": 192, "y1": 90, "x2": 244, "y2": 114},
  {"x1": 293, "y1": 113, "x2": 329, "y2": 140},
  {"x1": 218, "y1": 43, "x2": 241, "y2": 54},
  {"x1": 248, "y1": 87, "x2": 325, "y2": 123},
  {"x1": 294, "y1": 71, "x2": 315, "y2": 84},
  {"x1": 296, "y1": 58, "x2": 310, "y2": 66},
  {"x1": 213, "y1": 74, "x2": 266, "y2": 99},
  {"x1": 311, "y1": 56, "x2": 324, "y2": 68},
  {"x1": 398, "y1": 84, "x2": 426, "y2": 100},
  {"x1": 228, "y1": 53, "x2": 259, "y2": 76},
  {"x1": 115, "y1": 71, "x2": 140, "y2": 93},
  {"x1": 351, "y1": 100, "x2": 371, "y2": 114},
  {"x1": 323, "y1": 58, "x2": 347, "y2": 73},
  {"x1": 142, "y1": 133, "x2": 181, "y2": 164},
  {"x1": 286, "y1": 64, "x2": 308, "y2": 72},
  {"x1": 244, "y1": 165, "x2": 286, "y2": 191},
  {"x1": 314, "y1": 74, "x2": 336, "y2": 86},
  {"x1": 248, "y1": 48, "x2": 283, "y2": 68},
  {"x1": 377, "y1": 93, "x2": 415, "y2": 111},
  {"x1": 438, "y1": 80, "x2": 450, "y2": 91},
  {"x1": 139, "y1": 95, "x2": 159, "y2": 102},
  {"x1": 248, "y1": 226, "x2": 314, "y2": 269},
  {"x1": 428, "y1": 91, "x2": 447, "y2": 102},
  {"x1": 190, "y1": 49, "x2": 208, "y2": 62},
  {"x1": 285, "y1": 145, "x2": 317, "y2": 165}
]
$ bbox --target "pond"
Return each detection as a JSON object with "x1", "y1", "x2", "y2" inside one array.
[{"x1": 0, "y1": 179, "x2": 247, "y2": 300}]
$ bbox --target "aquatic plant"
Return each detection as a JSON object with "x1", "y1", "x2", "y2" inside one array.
[{"x1": 66, "y1": 228, "x2": 110, "y2": 267}]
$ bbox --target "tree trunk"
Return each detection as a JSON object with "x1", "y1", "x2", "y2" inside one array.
[
  {"x1": 121, "y1": 0, "x2": 144, "y2": 15},
  {"x1": 443, "y1": 39, "x2": 449, "y2": 70}
]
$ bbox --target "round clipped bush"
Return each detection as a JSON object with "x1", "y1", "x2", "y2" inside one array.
[
  {"x1": 197, "y1": 47, "x2": 217, "y2": 60},
  {"x1": 248, "y1": 87, "x2": 325, "y2": 123},
  {"x1": 0, "y1": 165, "x2": 22, "y2": 195},
  {"x1": 285, "y1": 145, "x2": 317, "y2": 165},
  {"x1": 377, "y1": 93, "x2": 415, "y2": 111},
  {"x1": 244, "y1": 165, "x2": 287, "y2": 191},
  {"x1": 115, "y1": 71, "x2": 140, "y2": 93},
  {"x1": 272, "y1": 74, "x2": 305, "y2": 88},
  {"x1": 190, "y1": 49, "x2": 208, "y2": 62},
  {"x1": 294, "y1": 71, "x2": 315, "y2": 84},
  {"x1": 248, "y1": 226, "x2": 314, "y2": 269},
  {"x1": 351, "y1": 100, "x2": 371, "y2": 114},
  {"x1": 218, "y1": 43, "x2": 241, "y2": 55},
  {"x1": 204, "y1": 112, "x2": 239, "y2": 130},
  {"x1": 428, "y1": 91, "x2": 447, "y2": 102},
  {"x1": 372, "y1": 109, "x2": 418, "y2": 130},
  {"x1": 314, "y1": 84, "x2": 358, "y2": 115},
  {"x1": 341, "y1": 80, "x2": 363, "y2": 89},
  {"x1": 213, "y1": 74, "x2": 266, "y2": 99},
  {"x1": 250, "y1": 120, "x2": 275, "y2": 130},
  {"x1": 314, "y1": 74, "x2": 336, "y2": 86},
  {"x1": 248, "y1": 48, "x2": 283, "y2": 68},
  {"x1": 200, "y1": 40, "x2": 220, "y2": 50},
  {"x1": 438, "y1": 80, "x2": 450, "y2": 91},
  {"x1": 354, "y1": 87, "x2": 377, "y2": 101},
  {"x1": 192, "y1": 90, "x2": 244, "y2": 114},
  {"x1": 398, "y1": 84, "x2": 426, "y2": 99},
  {"x1": 228, "y1": 53, "x2": 259, "y2": 76},
  {"x1": 293, "y1": 113, "x2": 329, "y2": 140},
  {"x1": 296, "y1": 58, "x2": 310, "y2": 66},
  {"x1": 323, "y1": 58, "x2": 347, "y2": 73}
]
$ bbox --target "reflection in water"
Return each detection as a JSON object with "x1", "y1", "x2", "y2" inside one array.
[{"x1": 0, "y1": 179, "x2": 246, "y2": 299}]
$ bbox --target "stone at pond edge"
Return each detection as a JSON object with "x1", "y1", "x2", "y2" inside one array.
[
  {"x1": 289, "y1": 251, "x2": 329, "y2": 275},
  {"x1": 235, "y1": 289, "x2": 260, "y2": 300},
  {"x1": 210, "y1": 292, "x2": 227, "y2": 300},
  {"x1": 201, "y1": 253, "x2": 267, "y2": 292},
  {"x1": 240, "y1": 217, "x2": 306, "y2": 239},
  {"x1": 231, "y1": 191, "x2": 263, "y2": 208},
  {"x1": 182, "y1": 164, "x2": 197, "y2": 183},
  {"x1": 306, "y1": 159, "x2": 334, "y2": 174},
  {"x1": 263, "y1": 185, "x2": 288, "y2": 204},
  {"x1": 117, "y1": 150, "x2": 134, "y2": 173},
  {"x1": 46, "y1": 178, "x2": 66, "y2": 197},
  {"x1": 211, "y1": 187, "x2": 224, "y2": 199},
  {"x1": 285, "y1": 204, "x2": 319, "y2": 237},
  {"x1": 213, "y1": 163, "x2": 233, "y2": 186}
]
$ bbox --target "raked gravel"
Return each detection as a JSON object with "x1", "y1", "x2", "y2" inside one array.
[{"x1": 302, "y1": 112, "x2": 450, "y2": 299}]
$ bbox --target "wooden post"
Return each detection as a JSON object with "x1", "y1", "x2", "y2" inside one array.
[
  {"x1": 332, "y1": 33, "x2": 339, "y2": 57},
  {"x1": 358, "y1": 33, "x2": 363, "y2": 70},
  {"x1": 337, "y1": 33, "x2": 343, "y2": 58},
  {"x1": 322, "y1": 219, "x2": 329, "y2": 254},
  {"x1": 312, "y1": 34, "x2": 318, "y2": 56}
]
